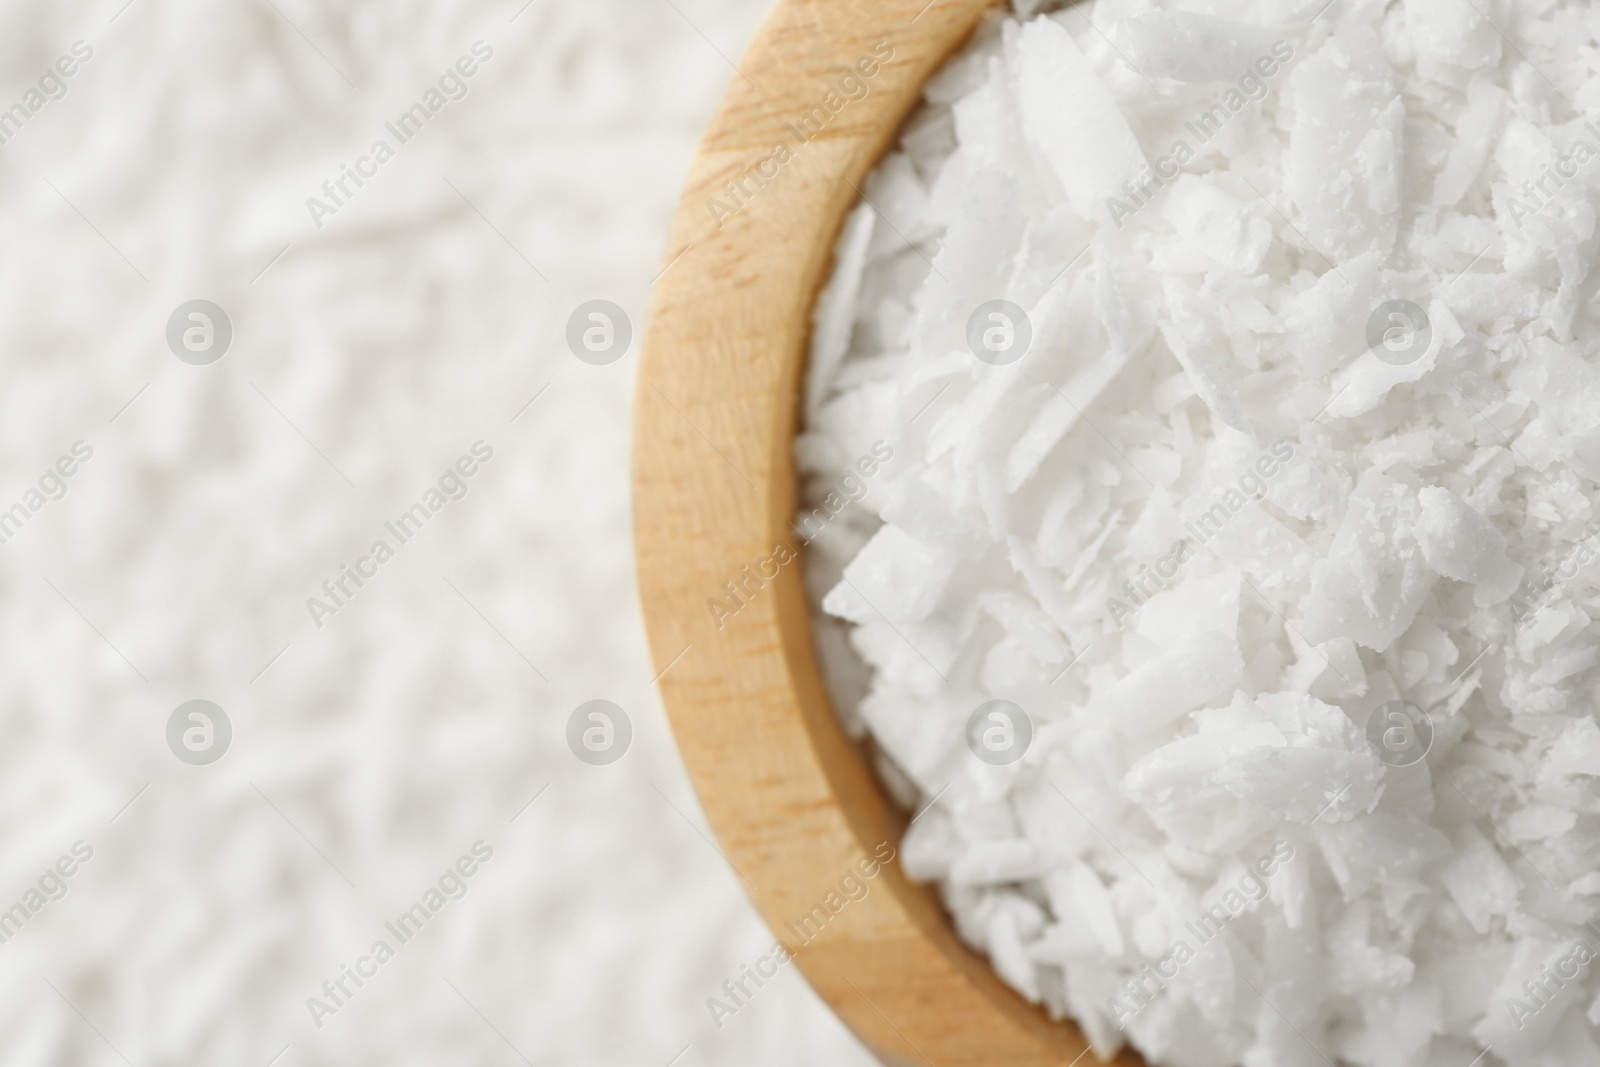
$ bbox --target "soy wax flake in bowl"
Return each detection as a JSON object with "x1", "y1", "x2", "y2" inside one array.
[{"x1": 797, "y1": 2, "x2": 1600, "y2": 1065}]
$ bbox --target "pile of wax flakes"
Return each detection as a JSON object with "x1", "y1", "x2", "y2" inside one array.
[{"x1": 798, "y1": 1, "x2": 1600, "y2": 1064}]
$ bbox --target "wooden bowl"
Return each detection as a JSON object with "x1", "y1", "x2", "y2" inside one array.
[{"x1": 635, "y1": 2, "x2": 1137, "y2": 1063}]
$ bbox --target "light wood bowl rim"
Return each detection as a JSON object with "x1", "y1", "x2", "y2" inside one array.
[{"x1": 634, "y1": 2, "x2": 1137, "y2": 1064}]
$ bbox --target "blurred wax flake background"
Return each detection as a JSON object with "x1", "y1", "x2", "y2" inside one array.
[{"x1": 0, "y1": 0, "x2": 877, "y2": 1065}]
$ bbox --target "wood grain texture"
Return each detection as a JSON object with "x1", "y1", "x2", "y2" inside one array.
[{"x1": 634, "y1": 2, "x2": 1140, "y2": 1064}]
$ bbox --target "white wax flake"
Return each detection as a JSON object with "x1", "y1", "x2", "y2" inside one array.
[
  {"x1": 1504, "y1": 805, "x2": 1578, "y2": 842},
  {"x1": 1014, "y1": 16, "x2": 1147, "y2": 222},
  {"x1": 1158, "y1": 277, "x2": 1264, "y2": 438},
  {"x1": 822, "y1": 524, "x2": 957, "y2": 625},
  {"x1": 1214, "y1": 693, "x2": 1384, "y2": 820},
  {"x1": 1415, "y1": 486, "x2": 1509, "y2": 584},
  {"x1": 1404, "y1": 0, "x2": 1503, "y2": 75},
  {"x1": 1004, "y1": 345, "x2": 1132, "y2": 492},
  {"x1": 988, "y1": 905, "x2": 1043, "y2": 1000},
  {"x1": 1302, "y1": 470, "x2": 1435, "y2": 652},
  {"x1": 799, "y1": 1, "x2": 1600, "y2": 1065},
  {"x1": 1065, "y1": 862, "x2": 1125, "y2": 956},
  {"x1": 1510, "y1": 339, "x2": 1600, "y2": 437},
  {"x1": 1546, "y1": 718, "x2": 1600, "y2": 777},
  {"x1": 1433, "y1": 78, "x2": 1506, "y2": 205},
  {"x1": 979, "y1": 589, "x2": 1071, "y2": 664},
  {"x1": 880, "y1": 476, "x2": 990, "y2": 559},
  {"x1": 918, "y1": 168, "x2": 1028, "y2": 358},
  {"x1": 1158, "y1": 175, "x2": 1273, "y2": 274},
  {"x1": 808, "y1": 202, "x2": 876, "y2": 415},
  {"x1": 1136, "y1": 567, "x2": 1241, "y2": 651},
  {"x1": 1323, "y1": 295, "x2": 1457, "y2": 418},
  {"x1": 1121, "y1": 721, "x2": 1286, "y2": 814},
  {"x1": 1438, "y1": 824, "x2": 1521, "y2": 934},
  {"x1": 1285, "y1": 30, "x2": 1402, "y2": 261},
  {"x1": 1090, "y1": 631, "x2": 1244, "y2": 737},
  {"x1": 1282, "y1": 250, "x2": 1384, "y2": 378},
  {"x1": 1115, "y1": 11, "x2": 1279, "y2": 84},
  {"x1": 950, "y1": 839, "x2": 1048, "y2": 885}
]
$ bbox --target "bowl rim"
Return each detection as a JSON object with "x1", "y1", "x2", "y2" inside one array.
[{"x1": 633, "y1": 1, "x2": 1133, "y2": 1063}]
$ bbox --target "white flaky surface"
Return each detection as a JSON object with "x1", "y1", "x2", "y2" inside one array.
[
  {"x1": 0, "y1": 1, "x2": 878, "y2": 1065},
  {"x1": 802, "y1": 2, "x2": 1600, "y2": 1065}
]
